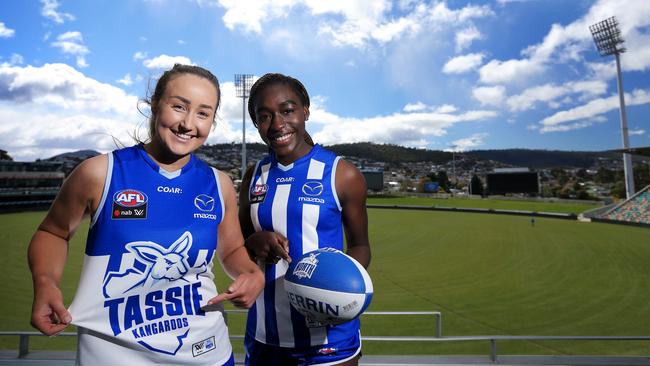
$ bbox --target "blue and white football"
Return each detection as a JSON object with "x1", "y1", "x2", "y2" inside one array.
[{"x1": 284, "y1": 247, "x2": 373, "y2": 326}]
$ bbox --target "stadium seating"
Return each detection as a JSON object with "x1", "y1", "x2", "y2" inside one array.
[{"x1": 602, "y1": 184, "x2": 650, "y2": 224}]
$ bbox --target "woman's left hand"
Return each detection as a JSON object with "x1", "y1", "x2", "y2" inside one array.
[{"x1": 206, "y1": 270, "x2": 265, "y2": 309}]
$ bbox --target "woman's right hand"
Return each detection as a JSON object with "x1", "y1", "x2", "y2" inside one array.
[
  {"x1": 31, "y1": 280, "x2": 71, "y2": 336},
  {"x1": 245, "y1": 231, "x2": 291, "y2": 264}
]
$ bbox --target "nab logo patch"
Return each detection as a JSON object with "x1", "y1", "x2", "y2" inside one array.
[
  {"x1": 302, "y1": 181, "x2": 324, "y2": 196},
  {"x1": 194, "y1": 194, "x2": 214, "y2": 212},
  {"x1": 250, "y1": 183, "x2": 268, "y2": 204},
  {"x1": 192, "y1": 336, "x2": 216, "y2": 357},
  {"x1": 112, "y1": 189, "x2": 147, "y2": 219}
]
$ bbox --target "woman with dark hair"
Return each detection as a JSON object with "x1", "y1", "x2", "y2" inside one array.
[
  {"x1": 28, "y1": 64, "x2": 264, "y2": 365},
  {"x1": 239, "y1": 73, "x2": 371, "y2": 366}
]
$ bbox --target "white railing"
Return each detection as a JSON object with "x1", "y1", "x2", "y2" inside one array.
[{"x1": 3, "y1": 311, "x2": 650, "y2": 363}]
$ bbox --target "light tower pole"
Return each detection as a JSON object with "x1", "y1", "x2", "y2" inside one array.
[
  {"x1": 589, "y1": 16, "x2": 635, "y2": 198},
  {"x1": 235, "y1": 74, "x2": 254, "y2": 179}
]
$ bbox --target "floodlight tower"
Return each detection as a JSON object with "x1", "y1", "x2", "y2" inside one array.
[
  {"x1": 235, "y1": 74, "x2": 254, "y2": 179},
  {"x1": 449, "y1": 144, "x2": 458, "y2": 187},
  {"x1": 589, "y1": 16, "x2": 635, "y2": 198}
]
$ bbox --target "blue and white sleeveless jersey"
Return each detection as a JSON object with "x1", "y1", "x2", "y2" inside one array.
[
  {"x1": 246, "y1": 144, "x2": 360, "y2": 348},
  {"x1": 68, "y1": 144, "x2": 232, "y2": 366}
]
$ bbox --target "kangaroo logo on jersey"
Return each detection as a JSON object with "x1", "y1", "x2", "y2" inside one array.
[
  {"x1": 250, "y1": 183, "x2": 268, "y2": 203},
  {"x1": 112, "y1": 189, "x2": 147, "y2": 219},
  {"x1": 102, "y1": 231, "x2": 210, "y2": 355},
  {"x1": 194, "y1": 194, "x2": 214, "y2": 212},
  {"x1": 302, "y1": 181, "x2": 324, "y2": 196},
  {"x1": 292, "y1": 252, "x2": 320, "y2": 279}
]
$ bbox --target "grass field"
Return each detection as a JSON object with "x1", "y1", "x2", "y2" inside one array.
[{"x1": 2, "y1": 207, "x2": 649, "y2": 356}]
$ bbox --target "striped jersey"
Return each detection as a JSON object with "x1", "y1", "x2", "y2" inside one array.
[
  {"x1": 246, "y1": 144, "x2": 360, "y2": 348},
  {"x1": 68, "y1": 144, "x2": 232, "y2": 365}
]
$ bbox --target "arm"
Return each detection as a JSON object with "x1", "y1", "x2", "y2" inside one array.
[
  {"x1": 335, "y1": 159, "x2": 371, "y2": 268},
  {"x1": 28, "y1": 155, "x2": 107, "y2": 335},
  {"x1": 208, "y1": 171, "x2": 264, "y2": 309},
  {"x1": 238, "y1": 166, "x2": 290, "y2": 264}
]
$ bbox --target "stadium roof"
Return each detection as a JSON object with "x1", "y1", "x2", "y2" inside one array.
[{"x1": 492, "y1": 168, "x2": 530, "y2": 173}]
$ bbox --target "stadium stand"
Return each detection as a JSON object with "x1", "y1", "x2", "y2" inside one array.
[
  {"x1": 0, "y1": 161, "x2": 64, "y2": 212},
  {"x1": 601, "y1": 184, "x2": 650, "y2": 225}
]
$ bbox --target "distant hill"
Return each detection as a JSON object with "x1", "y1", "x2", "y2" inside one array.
[
  {"x1": 465, "y1": 149, "x2": 620, "y2": 169},
  {"x1": 326, "y1": 142, "x2": 452, "y2": 164},
  {"x1": 35, "y1": 143, "x2": 632, "y2": 170},
  {"x1": 323, "y1": 142, "x2": 621, "y2": 169},
  {"x1": 46, "y1": 149, "x2": 101, "y2": 162}
]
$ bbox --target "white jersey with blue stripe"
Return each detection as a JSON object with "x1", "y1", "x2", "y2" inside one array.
[
  {"x1": 68, "y1": 145, "x2": 232, "y2": 365},
  {"x1": 246, "y1": 144, "x2": 361, "y2": 348}
]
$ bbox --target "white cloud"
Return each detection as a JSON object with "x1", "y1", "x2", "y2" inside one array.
[
  {"x1": 435, "y1": 104, "x2": 458, "y2": 114},
  {"x1": 404, "y1": 102, "x2": 427, "y2": 112},
  {"x1": 628, "y1": 128, "x2": 646, "y2": 136},
  {"x1": 143, "y1": 55, "x2": 194, "y2": 69},
  {"x1": 586, "y1": 61, "x2": 617, "y2": 80},
  {"x1": 51, "y1": 31, "x2": 89, "y2": 68},
  {"x1": 443, "y1": 53, "x2": 484, "y2": 74},
  {"x1": 178, "y1": 39, "x2": 186, "y2": 45},
  {"x1": 9, "y1": 54, "x2": 24, "y2": 65},
  {"x1": 538, "y1": 116, "x2": 607, "y2": 133},
  {"x1": 497, "y1": 0, "x2": 536, "y2": 4},
  {"x1": 311, "y1": 109, "x2": 497, "y2": 148},
  {"x1": 455, "y1": 25, "x2": 482, "y2": 52},
  {"x1": 117, "y1": 74, "x2": 133, "y2": 86},
  {"x1": 41, "y1": 0, "x2": 75, "y2": 24},
  {"x1": 507, "y1": 80, "x2": 608, "y2": 112},
  {"x1": 447, "y1": 133, "x2": 488, "y2": 152},
  {"x1": 217, "y1": 1, "x2": 493, "y2": 49},
  {"x1": 218, "y1": 0, "x2": 294, "y2": 34},
  {"x1": 539, "y1": 89, "x2": 650, "y2": 132},
  {"x1": 479, "y1": 58, "x2": 545, "y2": 85},
  {"x1": 403, "y1": 102, "x2": 459, "y2": 113},
  {"x1": 0, "y1": 63, "x2": 141, "y2": 160},
  {"x1": 133, "y1": 51, "x2": 148, "y2": 61},
  {"x1": 472, "y1": 85, "x2": 506, "y2": 106},
  {"x1": 369, "y1": 17, "x2": 420, "y2": 44},
  {"x1": 479, "y1": 0, "x2": 650, "y2": 85},
  {"x1": 0, "y1": 22, "x2": 15, "y2": 38}
]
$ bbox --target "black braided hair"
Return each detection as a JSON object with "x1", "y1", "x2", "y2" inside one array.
[{"x1": 247, "y1": 73, "x2": 310, "y2": 128}]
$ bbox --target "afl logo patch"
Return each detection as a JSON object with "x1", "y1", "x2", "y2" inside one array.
[
  {"x1": 112, "y1": 189, "x2": 147, "y2": 219},
  {"x1": 114, "y1": 189, "x2": 147, "y2": 207},
  {"x1": 302, "y1": 181, "x2": 324, "y2": 196},
  {"x1": 250, "y1": 184, "x2": 268, "y2": 204}
]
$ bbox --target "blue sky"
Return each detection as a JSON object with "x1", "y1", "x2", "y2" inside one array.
[{"x1": 1, "y1": 0, "x2": 649, "y2": 161}]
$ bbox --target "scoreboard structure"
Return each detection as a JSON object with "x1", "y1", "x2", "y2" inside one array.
[
  {"x1": 361, "y1": 169, "x2": 384, "y2": 191},
  {"x1": 486, "y1": 168, "x2": 539, "y2": 195}
]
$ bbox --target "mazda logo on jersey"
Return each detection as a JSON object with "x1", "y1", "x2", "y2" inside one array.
[
  {"x1": 194, "y1": 194, "x2": 215, "y2": 212},
  {"x1": 302, "y1": 181, "x2": 324, "y2": 196},
  {"x1": 112, "y1": 189, "x2": 147, "y2": 219}
]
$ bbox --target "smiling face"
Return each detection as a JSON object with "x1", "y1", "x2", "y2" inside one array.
[
  {"x1": 148, "y1": 73, "x2": 218, "y2": 166},
  {"x1": 254, "y1": 83, "x2": 311, "y2": 165}
]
